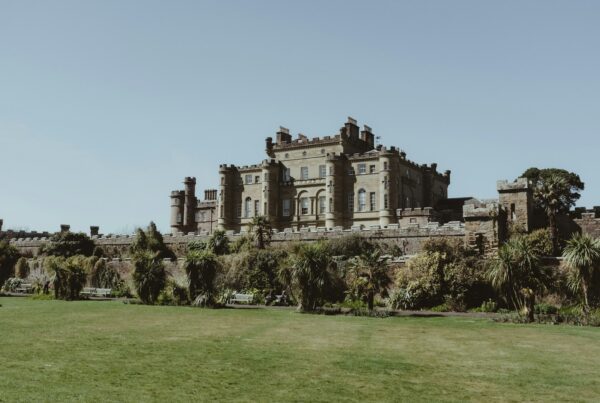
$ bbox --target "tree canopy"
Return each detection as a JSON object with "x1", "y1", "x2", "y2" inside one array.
[
  {"x1": 521, "y1": 167, "x2": 584, "y2": 214},
  {"x1": 40, "y1": 232, "x2": 95, "y2": 257}
]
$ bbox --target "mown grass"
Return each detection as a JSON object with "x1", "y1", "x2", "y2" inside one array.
[{"x1": 1, "y1": 297, "x2": 599, "y2": 402}]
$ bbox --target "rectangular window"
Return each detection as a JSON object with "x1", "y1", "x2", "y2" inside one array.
[
  {"x1": 282, "y1": 199, "x2": 291, "y2": 217},
  {"x1": 244, "y1": 199, "x2": 251, "y2": 218},
  {"x1": 254, "y1": 200, "x2": 260, "y2": 216},
  {"x1": 358, "y1": 191, "x2": 366, "y2": 212},
  {"x1": 319, "y1": 196, "x2": 326, "y2": 214},
  {"x1": 370, "y1": 192, "x2": 376, "y2": 211},
  {"x1": 329, "y1": 198, "x2": 333, "y2": 213},
  {"x1": 348, "y1": 193, "x2": 354, "y2": 212},
  {"x1": 177, "y1": 213, "x2": 182, "y2": 223},
  {"x1": 245, "y1": 174, "x2": 253, "y2": 184},
  {"x1": 348, "y1": 168, "x2": 355, "y2": 176},
  {"x1": 319, "y1": 165, "x2": 326, "y2": 178},
  {"x1": 358, "y1": 163, "x2": 366, "y2": 175},
  {"x1": 383, "y1": 161, "x2": 388, "y2": 170},
  {"x1": 264, "y1": 173, "x2": 269, "y2": 181},
  {"x1": 255, "y1": 175, "x2": 260, "y2": 184},
  {"x1": 301, "y1": 197, "x2": 310, "y2": 215},
  {"x1": 301, "y1": 166, "x2": 309, "y2": 180},
  {"x1": 283, "y1": 168, "x2": 291, "y2": 182},
  {"x1": 384, "y1": 194, "x2": 389, "y2": 209},
  {"x1": 369, "y1": 165, "x2": 376, "y2": 174},
  {"x1": 236, "y1": 203, "x2": 242, "y2": 218},
  {"x1": 328, "y1": 166, "x2": 333, "y2": 176}
]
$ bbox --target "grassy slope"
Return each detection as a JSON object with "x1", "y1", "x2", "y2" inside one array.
[{"x1": 0, "y1": 298, "x2": 599, "y2": 402}]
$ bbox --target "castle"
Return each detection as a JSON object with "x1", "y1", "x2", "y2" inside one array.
[
  {"x1": 3, "y1": 118, "x2": 599, "y2": 258},
  {"x1": 171, "y1": 117, "x2": 451, "y2": 234}
]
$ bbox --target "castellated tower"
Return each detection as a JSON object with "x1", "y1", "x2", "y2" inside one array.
[
  {"x1": 170, "y1": 190, "x2": 185, "y2": 233},
  {"x1": 183, "y1": 177, "x2": 197, "y2": 232},
  {"x1": 497, "y1": 178, "x2": 533, "y2": 234}
]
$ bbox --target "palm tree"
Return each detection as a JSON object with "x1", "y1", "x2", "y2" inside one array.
[
  {"x1": 132, "y1": 251, "x2": 166, "y2": 304},
  {"x1": 249, "y1": 216, "x2": 272, "y2": 249},
  {"x1": 533, "y1": 174, "x2": 569, "y2": 255},
  {"x1": 184, "y1": 249, "x2": 219, "y2": 306},
  {"x1": 488, "y1": 236, "x2": 546, "y2": 322},
  {"x1": 207, "y1": 230, "x2": 230, "y2": 255},
  {"x1": 288, "y1": 242, "x2": 332, "y2": 311},
  {"x1": 348, "y1": 249, "x2": 391, "y2": 310},
  {"x1": 563, "y1": 233, "x2": 600, "y2": 313}
]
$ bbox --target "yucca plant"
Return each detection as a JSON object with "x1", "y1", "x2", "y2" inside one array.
[
  {"x1": 488, "y1": 236, "x2": 547, "y2": 322},
  {"x1": 184, "y1": 249, "x2": 219, "y2": 306},
  {"x1": 348, "y1": 249, "x2": 390, "y2": 310},
  {"x1": 563, "y1": 233, "x2": 600, "y2": 313},
  {"x1": 132, "y1": 251, "x2": 166, "y2": 304},
  {"x1": 287, "y1": 242, "x2": 332, "y2": 312}
]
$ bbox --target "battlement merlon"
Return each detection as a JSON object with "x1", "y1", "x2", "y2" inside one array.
[
  {"x1": 463, "y1": 202, "x2": 499, "y2": 219},
  {"x1": 497, "y1": 177, "x2": 530, "y2": 192}
]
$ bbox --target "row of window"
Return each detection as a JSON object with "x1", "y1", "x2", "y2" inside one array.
[{"x1": 237, "y1": 165, "x2": 420, "y2": 185}]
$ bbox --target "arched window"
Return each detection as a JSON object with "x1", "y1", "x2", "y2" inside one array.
[
  {"x1": 244, "y1": 197, "x2": 252, "y2": 218},
  {"x1": 358, "y1": 189, "x2": 366, "y2": 212}
]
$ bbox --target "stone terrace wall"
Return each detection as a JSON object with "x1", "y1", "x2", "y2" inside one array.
[
  {"x1": 574, "y1": 212, "x2": 600, "y2": 239},
  {"x1": 10, "y1": 222, "x2": 466, "y2": 258}
]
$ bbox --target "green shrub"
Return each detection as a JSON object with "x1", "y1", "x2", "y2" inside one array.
[
  {"x1": 90, "y1": 259, "x2": 122, "y2": 289},
  {"x1": 326, "y1": 234, "x2": 375, "y2": 258},
  {"x1": 0, "y1": 240, "x2": 20, "y2": 288},
  {"x1": 45, "y1": 256, "x2": 90, "y2": 300},
  {"x1": 15, "y1": 257, "x2": 29, "y2": 279},
  {"x1": 479, "y1": 299, "x2": 498, "y2": 313},
  {"x1": 430, "y1": 303, "x2": 450, "y2": 312},
  {"x1": 525, "y1": 228, "x2": 554, "y2": 256},
  {"x1": 534, "y1": 303, "x2": 559, "y2": 315},
  {"x1": 2, "y1": 277, "x2": 23, "y2": 292}
]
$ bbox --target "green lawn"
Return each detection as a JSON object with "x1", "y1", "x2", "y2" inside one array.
[{"x1": 0, "y1": 298, "x2": 599, "y2": 402}]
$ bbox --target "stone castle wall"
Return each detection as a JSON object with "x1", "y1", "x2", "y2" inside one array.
[{"x1": 10, "y1": 221, "x2": 465, "y2": 258}]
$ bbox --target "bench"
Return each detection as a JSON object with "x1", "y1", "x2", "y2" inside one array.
[
  {"x1": 229, "y1": 293, "x2": 254, "y2": 304},
  {"x1": 80, "y1": 287, "x2": 112, "y2": 297},
  {"x1": 15, "y1": 284, "x2": 33, "y2": 294}
]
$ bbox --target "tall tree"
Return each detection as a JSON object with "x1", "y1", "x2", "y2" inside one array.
[
  {"x1": 130, "y1": 222, "x2": 175, "y2": 260},
  {"x1": 40, "y1": 232, "x2": 95, "y2": 257},
  {"x1": 249, "y1": 216, "x2": 272, "y2": 249},
  {"x1": 521, "y1": 168, "x2": 585, "y2": 255},
  {"x1": 563, "y1": 233, "x2": 600, "y2": 313}
]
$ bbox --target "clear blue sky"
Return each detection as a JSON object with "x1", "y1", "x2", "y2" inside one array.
[{"x1": 1, "y1": 0, "x2": 599, "y2": 234}]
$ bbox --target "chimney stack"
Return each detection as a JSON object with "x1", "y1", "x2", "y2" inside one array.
[
  {"x1": 90, "y1": 226, "x2": 99, "y2": 237},
  {"x1": 60, "y1": 224, "x2": 70, "y2": 233}
]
